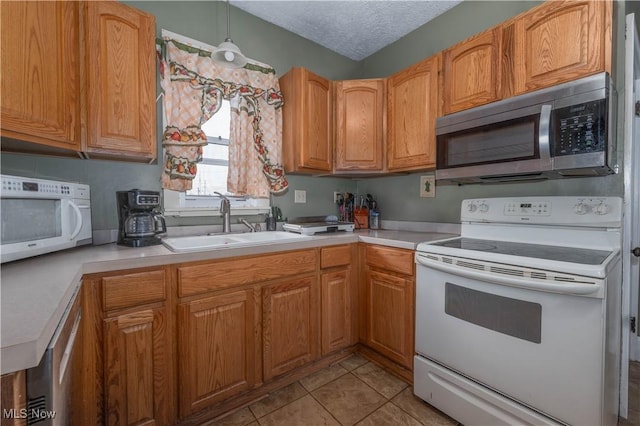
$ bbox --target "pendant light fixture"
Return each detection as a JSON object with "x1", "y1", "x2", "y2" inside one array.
[{"x1": 213, "y1": 0, "x2": 248, "y2": 69}]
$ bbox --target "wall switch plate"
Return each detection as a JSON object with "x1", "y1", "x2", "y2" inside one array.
[
  {"x1": 294, "y1": 190, "x2": 307, "y2": 203},
  {"x1": 420, "y1": 175, "x2": 436, "y2": 198}
]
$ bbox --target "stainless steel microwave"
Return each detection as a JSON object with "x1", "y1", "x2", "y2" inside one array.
[
  {"x1": 1, "y1": 175, "x2": 92, "y2": 263},
  {"x1": 435, "y1": 72, "x2": 616, "y2": 184}
]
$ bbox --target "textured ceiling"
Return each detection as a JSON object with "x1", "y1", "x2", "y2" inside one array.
[{"x1": 230, "y1": 1, "x2": 463, "y2": 60}]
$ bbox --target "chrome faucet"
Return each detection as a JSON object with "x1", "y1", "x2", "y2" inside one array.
[
  {"x1": 214, "y1": 192, "x2": 231, "y2": 233},
  {"x1": 239, "y1": 218, "x2": 257, "y2": 232}
]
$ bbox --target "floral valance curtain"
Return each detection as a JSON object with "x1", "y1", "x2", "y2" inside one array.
[{"x1": 159, "y1": 37, "x2": 288, "y2": 197}]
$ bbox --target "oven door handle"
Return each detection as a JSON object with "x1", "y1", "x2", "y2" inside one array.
[{"x1": 416, "y1": 254, "x2": 601, "y2": 296}]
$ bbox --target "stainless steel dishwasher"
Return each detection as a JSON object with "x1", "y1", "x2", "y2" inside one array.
[{"x1": 26, "y1": 285, "x2": 82, "y2": 425}]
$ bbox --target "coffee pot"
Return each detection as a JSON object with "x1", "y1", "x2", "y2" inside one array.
[{"x1": 117, "y1": 189, "x2": 166, "y2": 247}]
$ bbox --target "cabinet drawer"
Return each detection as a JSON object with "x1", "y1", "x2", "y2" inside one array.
[
  {"x1": 102, "y1": 270, "x2": 166, "y2": 311},
  {"x1": 178, "y1": 249, "x2": 317, "y2": 297},
  {"x1": 321, "y1": 245, "x2": 352, "y2": 269},
  {"x1": 365, "y1": 245, "x2": 413, "y2": 276}
]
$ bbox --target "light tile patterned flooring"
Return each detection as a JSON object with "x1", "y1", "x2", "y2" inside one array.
[
  {"x1": 205, "y1": 354, "x2": 457, "y2": 426},
  {"x1": 206, "y1": 356, "x2": 640, "y2": 426}
]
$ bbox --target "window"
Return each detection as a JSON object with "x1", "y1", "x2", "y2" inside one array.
[
  {"x1": 186, "y1": 99, "x2": 231, "y2": 197},
  {"x1": 163, "y1": 99, "x2": 269, "y2": 215},
  {"x1": 160, "y1": 30, "x2": 269, "y2": 217}
]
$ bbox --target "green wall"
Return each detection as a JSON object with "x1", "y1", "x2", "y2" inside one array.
[
  {"x1": 1, "y1": 1, "x2": 632, "y2": 230},
  {"x1": 360, "y1": 1, "x2": 542, "y2": 78}
]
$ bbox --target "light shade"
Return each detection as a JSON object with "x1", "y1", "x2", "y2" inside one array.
[
  {"x1": 212, "y1": 38, "x2": 247, "y2": 68},
  {"x1": 214, "y1": 0, "x2": 248, "y2": 69},
  {"x1": 212, "y1": 39, "x2": 247, "y2": 69}
]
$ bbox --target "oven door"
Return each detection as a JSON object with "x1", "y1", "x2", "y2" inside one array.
[
  {"x1": 414, "y1": 257, "x2": 606, "y2": 426},
  {"x1": 435, "y1": 104, "x2": 553, "y2": 183}
]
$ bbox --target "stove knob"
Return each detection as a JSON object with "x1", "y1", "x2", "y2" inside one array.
[
  {"x1": 594, "y1": 203, "x2": 609, "y2": 215},
  {"x1": 467, "y1": 203, "x2": 477, "y2": 213},
  {"x1": 574, "y1": 203, "x2": 590, "y2": 215},
  {"x1": 478, "y1": 203, "x2": 489, "y2": 213}
]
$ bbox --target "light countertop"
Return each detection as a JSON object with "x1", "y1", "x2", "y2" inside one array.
[{"x1": 0, "y1": 227, "x2": 457, "y2": 374}]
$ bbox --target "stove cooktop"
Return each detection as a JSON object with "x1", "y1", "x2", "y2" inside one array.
[{"x1": 430, "y1": 237, "x2": 612, "y2": 265}]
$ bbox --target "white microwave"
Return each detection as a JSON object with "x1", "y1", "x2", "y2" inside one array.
[{"x1": 1, "y1": 175, "x2": 92, "y2": 263}]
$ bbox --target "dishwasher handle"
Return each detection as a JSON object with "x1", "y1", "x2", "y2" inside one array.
[
  {"x1": 59, "y1": 309, "x2": 82, "y2": 384},
  {"x1": 416, "y1": 253, "x2": 602, "y2": 296}
]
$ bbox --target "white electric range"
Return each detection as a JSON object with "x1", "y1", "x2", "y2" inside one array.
[{"x1": 414, "y1": 196, "x2": 623, "y2": 426}]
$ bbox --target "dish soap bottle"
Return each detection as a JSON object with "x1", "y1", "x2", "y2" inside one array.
[
  {"x1": 369, "y1": 201, "x2": 380, "y2": 230},
  {"x1": 266, "y1": 209, "x2": 277, "y2": 231}
]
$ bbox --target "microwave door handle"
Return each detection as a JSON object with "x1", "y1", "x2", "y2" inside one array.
[
  {"x1": 539, "y1": 104, "x2": 552, "y2": 162},
  {"x1": 68, "y1": 200, "x2": 83, "y2": 240}
]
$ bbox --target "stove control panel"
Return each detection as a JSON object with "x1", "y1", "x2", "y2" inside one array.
[{"x1": 461, "y1": 197, "x2": 622, "y2": 227}]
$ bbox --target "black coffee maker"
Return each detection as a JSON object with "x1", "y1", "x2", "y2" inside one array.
[{"x1": 117, "y1": 189, "x2": 167, "y2": 247}]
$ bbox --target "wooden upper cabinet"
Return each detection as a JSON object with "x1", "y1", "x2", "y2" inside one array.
[
  {"x1": 503, "y1": 0, "x2": 612, "y2": 97},
  {"x1": 387, "y1": 54, "x2": 440, "y2": 172},
  {"x1": 443, "y1": 28, "x2": 502, "y2": 114},
  {"x1": 334, "y1": 79, "x2": 385, "y2": 172},
  {"x1": 0, "y1": 1, "x2": 81, "y2": 152},
  {"x1": 84, "y1": 1, "x2": 156, "y2": 161},
  {"x1": 280, "y1": 67, "x2": 333, "y2": 173}
]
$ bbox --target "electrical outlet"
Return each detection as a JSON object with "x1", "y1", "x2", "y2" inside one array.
[
  {"x1": 334, "y1": 192, "x2": 340, "y2": 203},
  {"x1": 294, "y1": 190, "x2": 307, "y2": 203}
]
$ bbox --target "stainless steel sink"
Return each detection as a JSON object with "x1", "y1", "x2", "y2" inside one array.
[{"x1": 161, "y1": 231, "x2": 310, "y2": 253}]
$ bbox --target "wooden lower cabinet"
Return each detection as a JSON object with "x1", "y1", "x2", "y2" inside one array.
[
  {"x1": 263, "y1": 275, "x2": 320, "y2": 380},
  {"x1": 362, "y1": 245, "x2": 415, "y2": 371},
  {"x1": 320, "y1": 244, "x2": 355, "y2": 355},
  {"x1": 177, "y1": 288, "x2": 260, "y2": 418},
  {"x1": 104, "y1": 307, "x2": 171, "y2": 426},
  {"x1": 81, "y1": 267, "x2": 174, "y2": 426},
  {"x1": 365, "y1": 269, "x2": 414, "y2": 369},
  {"x1": 321, "y1": 270, "x2": 352, "y2": 355},
  {"x1": 1, "y1": 371, "x2": 26, "y2": 426}
]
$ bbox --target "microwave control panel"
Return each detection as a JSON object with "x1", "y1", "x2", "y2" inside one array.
[
  {"x1": 1, "y1": 176, "x2": 72, "y2": 197},
  {"x1": 553, "y1": 98, "x2": 607, "y2": 156}
]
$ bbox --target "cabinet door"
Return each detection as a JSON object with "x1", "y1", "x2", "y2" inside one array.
[
  {"x1": 387, "y1": 54, "x2": 440, "y2": 172},
  {"x1": 321, "y1": 269, "x2": 352, "y2": 354},
  {"x1": 443, "y1": 28, "x2": 501, "y2": 114},
  {"x1": 1, "y1": 371, "x2": 26, "y2": 426},
  {"x1": 263, "y1": 276, "x2": 320, "y2": 380},
  {"x1": 84, "y1": 1, "x2": 156, "y2": 161},
  {"x1": 104, "y1": 307, "x2": 172, "y2": 426},
  {"x1": 0, "y1": 1, "x2": 81, "y2": 151},
  {"x1": 177, "y1": 289, "x2": 259, "y2": 418},
  {"x1": 280, "y1": 68, "x2": 332, "y2": 173},
  {"x1": 335, "y1": 79, "x2": 385, "y2": 172},
  {"x1": 365, "y1": 269, "x2": 414, "y2": 369},
  {"x1": 505, "y1": 0, "x2": 611, "y2": 96}
]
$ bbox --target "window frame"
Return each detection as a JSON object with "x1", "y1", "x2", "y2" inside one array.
[{"x1": 160, "y1": 29, "x2": 270, "y2": 218}]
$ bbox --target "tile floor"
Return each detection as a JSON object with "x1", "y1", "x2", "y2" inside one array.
[
  {"x1": 204, "y1": 354, "x2": 457, "y2": 426},
  {"x1": 206, "y1": 357, "x2": 640, "y2": 426}
]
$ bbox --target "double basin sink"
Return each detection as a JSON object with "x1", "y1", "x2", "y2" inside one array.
[{"x1": 162, "y1": 231, "x2": 310, "y2": 253}]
